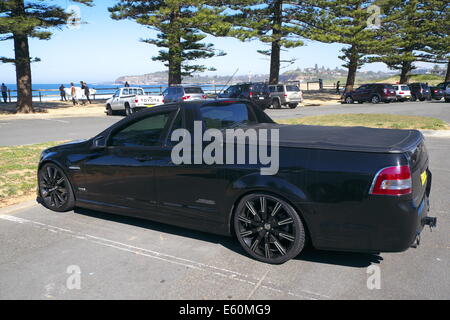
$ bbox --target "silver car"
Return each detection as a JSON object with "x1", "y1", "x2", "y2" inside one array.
[
  {"x1": 162, "y1": 86, "x2": 206, "y2": 103},
  {"x1": 268, "y1": 84, "x2": 303, "y2": 109}
]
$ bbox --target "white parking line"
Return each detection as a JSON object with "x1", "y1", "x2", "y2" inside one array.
[{"x1": 0, "y1": 214, "x2": 329, "y2": 300}]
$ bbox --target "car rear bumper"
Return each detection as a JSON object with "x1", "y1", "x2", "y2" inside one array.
[{"x1": 382, "y1": 96, "x2": 397, "y2": 102}]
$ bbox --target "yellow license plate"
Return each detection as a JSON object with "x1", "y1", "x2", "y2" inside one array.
[
  {"x1": 421, "y1": 171, "x2": 427, "y2": 185},
  {"x1": 146, "y1": 105, "x2": 154, "y2": 108}
]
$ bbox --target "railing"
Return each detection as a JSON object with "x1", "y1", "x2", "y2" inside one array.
[{"x1": 2, "y1": 84, "x2": 229, "y2": 103}]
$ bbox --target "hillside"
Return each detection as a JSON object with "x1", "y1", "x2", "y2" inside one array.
[{"x1": 377, "y1": 74, "x2": 445, "y2": 85}]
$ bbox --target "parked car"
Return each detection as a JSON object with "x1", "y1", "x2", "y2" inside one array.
[
  {"x1": 445, "y1": 84, "x2": 450, "y2": 102},
  {"x1": 342, "y1": 83, "x2": 397, "y2": 104},
  {"x1": 268, "y1": 84, "x2": 303, "y2": 109},
  {"x1": 409, "y1": 83, "x2": 432, "y2": 101},
  {"x1": 37, "y1": 99, "x2": 436, "y2": 264},
  {"x1": 218, "y1": 82, "x2": 271, "y2": 109},
  {"x1": 105, "y1": 87, "x2": 164, "y2": 116},
  {"x1": 431, "y1": 82, "x2": 450, "y2": 101},
  {"x1": 392, "y1": 84, "x2": 412, "y2": 102},
  {"x1": 162, "y1": 85, "x2": 206, "y2": 103}
]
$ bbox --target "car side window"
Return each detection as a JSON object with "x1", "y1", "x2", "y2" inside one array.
[
  {"x1": 109, "y1": 112, "x2": 173, "y2": 147},
  {"x1": 114, "y1": 90, "x2": 120, "y2": 98},
  {"x1": 123, "y1": 89, "x2": 129, "y2": 95},
  {"x1": 200, "y1": 102, "x2": 257, "y2": 129},
  {"x1": 277, "y1": 85, "x2": 284, "y2": 92}
]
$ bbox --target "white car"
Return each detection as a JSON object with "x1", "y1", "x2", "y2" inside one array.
[
  {"x1": 105, "y1": 87, "x2": 164, "y2": 116},
  {"x1": 392, "y1": 84, "x2": 412, "y2": 102}
]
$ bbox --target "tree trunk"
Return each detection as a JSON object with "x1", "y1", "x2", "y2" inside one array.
[
  {"x1": 14, "y1": 33, "x2": 33, "y2": 113},
  {"x1": 167, "y1": 8, "x2": 182, "y2": 86},
  {"x1": 269, "y1": 0, "x2": 282, "y2": 85},
  {"x1": 446, "y1": 59, "x2": 450, "y2": 82},
  {"x1": 399, "y1": 60, "x2": 413, "y2": 84},
  {"x1": 345, "y1": 46, "x2": 358, "y2": 92}
]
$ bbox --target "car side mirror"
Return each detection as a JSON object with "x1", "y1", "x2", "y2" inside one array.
[{"x1": 92, "y1": 136, "x2": 106, "y2": 150}]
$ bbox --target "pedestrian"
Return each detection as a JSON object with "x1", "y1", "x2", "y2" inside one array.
[
  {"x1": 124, "y1": 81, "x2": 130, "y2": 87},
  {"x1": 336, "y1": 81, "x2": 341, "y2": 94},
  {"x1": 70, "y1": 82, "x2": 78, "y2": 106},
  {"x1": 59, "y1": 84, "x2": 67, "y2": 101},
  {"x1": 1, "y1": 83, "x2": 8, "y2": 103},
  {"x1": 83, "y1": 82, "x2": 91, "y2": 104}
]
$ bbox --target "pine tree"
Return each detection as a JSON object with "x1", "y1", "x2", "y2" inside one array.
[
  {"x1": 294, "y1": 0, "x2": 394, "y2": 91},
  {"x1": 109, "y1": 1, "x2": 228, "y2": 85},
  {"x1": 0, "y1": 0, "x2": 93, "y2": 113},
  {"x1": 224, "y1": 1, "x2": 305, "y2": 84},
  {"x1": 366, "y1": 0, "x2": 449, "y2": 83},
  {"x1": 414, "y1": 0, "x2": 450, "y2": 81}
]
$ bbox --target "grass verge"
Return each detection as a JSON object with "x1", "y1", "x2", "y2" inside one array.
[
  {"x1": 0, "y1": 141, "x2": 64, "y2": 208},
  {"x1": 278, "y1": 113, "x2": 449, "y2": 130}
]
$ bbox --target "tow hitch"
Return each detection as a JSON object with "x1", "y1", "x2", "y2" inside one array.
[{"x1": 423, "y1": 216, "x2": 437, "y2": 230}]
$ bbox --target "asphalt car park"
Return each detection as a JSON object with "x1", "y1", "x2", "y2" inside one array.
[{"x1": 0, "y1": 135, "x2": 448, "y2": 299}]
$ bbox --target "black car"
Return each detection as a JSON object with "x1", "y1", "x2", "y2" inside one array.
[
  {"x1": 37, "y1": 100, "x2": 436, "y2": 264},
  {"x1": 218, "y1": 82, "x2": 271, "y2": 109},
  {"x1": 409, "y1": 83, "x2": 432, "y2": 101},
  {"x1": 342, "y1": 83, "x2": 397, "y2": 104},
  {"x1": 431, "y1": 82, "x2": 450, "y2": 101}
]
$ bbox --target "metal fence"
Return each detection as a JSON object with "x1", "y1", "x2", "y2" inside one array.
[{"x1": 3, "y1": 84, "x2": 228, "y2": 103}]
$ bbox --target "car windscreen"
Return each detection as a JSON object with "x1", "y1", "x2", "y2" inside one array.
[
  {"x1": 200, "y1": 103, "x2": 258, "y2": 129},
  {"x1": 286, "y1": 85, "x2": 300, "y2": 92},
  {"x1": 184, "y1": 87, "x2": 204, "y2": 94}
]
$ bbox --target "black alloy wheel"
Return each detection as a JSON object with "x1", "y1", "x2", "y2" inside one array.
[
  {"x1": 234, "y1": 193, "x2": 306, "y2": 264},
  {"x1": 38, "y1": 163, "x2": 75, "y2": 212}
]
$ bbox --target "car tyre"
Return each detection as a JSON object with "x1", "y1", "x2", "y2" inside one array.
[
  {"x1": 106, "y1": 104, "x2": 115, "y2": 116},
  {"x1": 234, "y1": 193, "x2": 306, "y2": 264},
  {"x1": 371, "y1": 95, "x2": 380, "y2": 104},
  {"x1": 272, "y1": 99, "x2": 281, "y2": 109},
  {"x1": 345, "y1": 96, "x2": 354, "y2": 104},
  {"x1": 38, "y1": 163, "x2": 75, "y2": 212},
  {"x1": 288, "y1": 103, "x2": 298, "y2": 109},
  {"x1": 125, "y1": 103, "x2": 133, "y2": 116}
]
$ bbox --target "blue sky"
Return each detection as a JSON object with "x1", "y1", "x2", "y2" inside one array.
[{"x1": 0, "y1": 0, "x2": 435, "y2": 84}]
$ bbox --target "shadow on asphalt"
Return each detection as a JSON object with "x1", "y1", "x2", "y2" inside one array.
[{"x1": 74, "y1": 207, "x2": 382, "y2": 269}]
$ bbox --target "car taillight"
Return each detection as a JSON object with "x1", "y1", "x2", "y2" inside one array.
[
  {"x1": 384, "y1": 89, "x2": 389, "y2": 94},
  {"x1": 202, "y1": 95, "x2": 206, "y2": 99},
  {"x1": 369, "y1": 165, "x2": 412, "y2": 195},
  {"x1": 182, "y1": 96, "x2": 191, "y2": 100},
  {"x1": 134, "y1": 99, "x2": 139, "y2": 103},
  {"x1": 399, "y1": 92, "x2": 404, "y2": 94},
  {"x1": 249, "y1": 92, "x2": 253, "y2": 98}
]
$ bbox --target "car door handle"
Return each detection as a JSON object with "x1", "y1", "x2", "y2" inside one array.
[{"x1": 134, "y1": 155, "x2": 154, "y2": 162}]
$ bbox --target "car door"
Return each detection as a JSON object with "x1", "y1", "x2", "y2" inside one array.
[
  {"x1": 111, "y1": 89, "x2": 121, "y2": 110},
  {"x1": 79, "y1": 108, "x2": 178, "y2": 212},
  {"x1": 353, "y1": 85, "x2": 368, "y2": 101}
]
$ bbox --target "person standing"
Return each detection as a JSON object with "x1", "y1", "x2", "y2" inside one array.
[
  {"x1": 336, "y1": 81, "x2": 341, "y2": 94},
  {"x1": 1, "y1": 83, "x2": 8, "y2": 103},
  {"x1": 124, "y1": 81, "x2": 130, "y2": 87},
  {"x1": 59, "y1": 84, "x2": 67, "y2": 101},
  {"x1": 83, "y1": 82, "x2": 91, "y2": 104},
  {"x1": 70, "y1": 82, "x2": 78, "y2": 106}
]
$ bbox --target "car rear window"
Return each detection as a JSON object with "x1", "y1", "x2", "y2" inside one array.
[
  {"x1": 200, "y1": 103, "x2": 257, "y2": 129},
  {"x1": 250, "y1": 83, "x2": 268, "y2": 93},
  {"x1": 401, "y1": 86, "x2": 409, "y2": 90},
  {"x1": 184, "y1": 87, "x2": 204, "y2": 94},
  {"x1": 286, "y1": 85, "x2": 300, "y2": 92}
]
